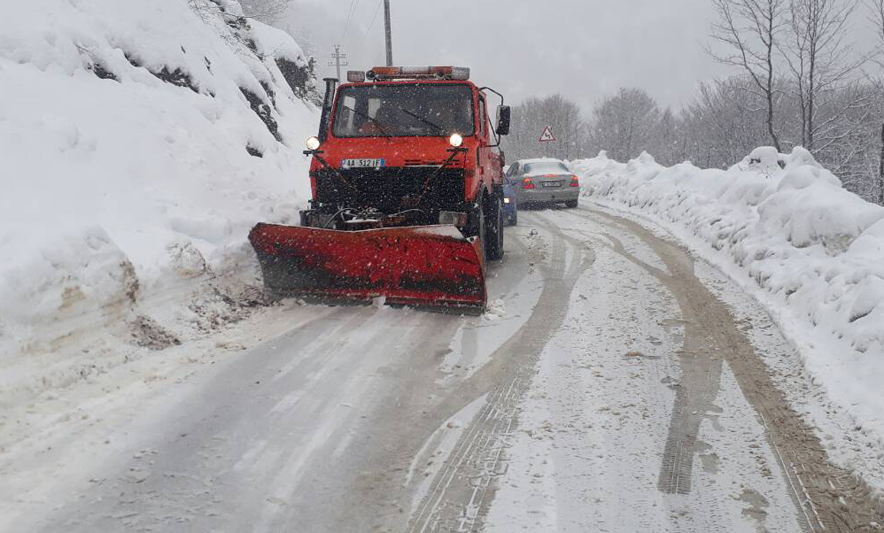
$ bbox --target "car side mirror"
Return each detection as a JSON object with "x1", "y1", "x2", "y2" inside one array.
[{"x1": 496, "y1": 106, "x2": 511, "y2": 136}]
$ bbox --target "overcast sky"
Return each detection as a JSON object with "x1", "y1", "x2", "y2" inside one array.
[{"x1": 286, "y1": 0, "x2": 877, "y2": 111}]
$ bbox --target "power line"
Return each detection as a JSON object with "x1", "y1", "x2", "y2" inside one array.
[
  {"x1": 366, "y1": 0, "x2": 383, "y2": 36},
  {"x1": 340, "y1": 0, "x2": 356, "y2": 40},
  {"x1": 341, "y1": 0, "x2": 361, "y2": 40}
]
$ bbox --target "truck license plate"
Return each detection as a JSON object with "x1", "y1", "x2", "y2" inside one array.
[{"x1": 342, "y1": 158, "x2": 385, "y2": 169}]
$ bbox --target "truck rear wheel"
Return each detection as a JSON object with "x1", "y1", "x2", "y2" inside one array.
[{"x1": 486, "y1": 195, "x2": 504, "y2": 261}]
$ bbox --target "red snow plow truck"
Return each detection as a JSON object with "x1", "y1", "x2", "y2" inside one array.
[{"x1": 249, "y1": 66, "x2": 512, "y2": 314}]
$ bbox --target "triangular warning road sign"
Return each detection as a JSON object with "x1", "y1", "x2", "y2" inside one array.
[{"x1": 539, "y1": 126, "x2": 556, "y2": 143}]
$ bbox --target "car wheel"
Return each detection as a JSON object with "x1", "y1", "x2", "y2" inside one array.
[{"x1": 565, "y1": 199, "x2": 578, "y2": 208}]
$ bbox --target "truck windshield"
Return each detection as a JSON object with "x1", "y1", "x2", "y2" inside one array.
[{"x1": 332, "y1": 84, "x2": 475, "y2": 138}]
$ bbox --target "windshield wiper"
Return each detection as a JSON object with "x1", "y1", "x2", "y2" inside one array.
[
  {"x1": 397, "y1": 107, "x2": 444, "y2": 134},
  {"x1": 342, "y1": 105, "x2": 391, "y2": 137}
]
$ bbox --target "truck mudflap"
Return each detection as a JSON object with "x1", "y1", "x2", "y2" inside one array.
[{"x1": 248, "y1": 223, "x2": 487, "y2": 314}]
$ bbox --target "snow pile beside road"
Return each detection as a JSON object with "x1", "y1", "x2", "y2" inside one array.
[
  {"x1": 574, "y1": 148, "x2": 884, "y2": 442},
  {"x1": 0, "y1": 0, "x2": 316, "y2": 399}
]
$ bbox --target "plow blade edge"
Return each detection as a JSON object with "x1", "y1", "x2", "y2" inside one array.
[{"x1": 249, "y1": 223, "x2": 486, "y2": 313}]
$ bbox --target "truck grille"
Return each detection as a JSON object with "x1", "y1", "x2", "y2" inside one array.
[{"x1": 314, "y1": 167, "x2": 466, "y2": 212}]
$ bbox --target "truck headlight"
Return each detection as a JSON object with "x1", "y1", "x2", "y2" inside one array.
[
  {"x1": 306, "y1": 136, "x2": 321, "y2": 151},
  {"x1": 449, "y1": 133, "x2": 463, "y2": 147}
]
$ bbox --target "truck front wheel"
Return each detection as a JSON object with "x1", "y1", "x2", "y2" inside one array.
[
  {"x1": 486, "y1": 195, "x2": 505, "y2": 261},
  {"x1": 465, "y1": 201, "x2": 487, "y2": 264}
]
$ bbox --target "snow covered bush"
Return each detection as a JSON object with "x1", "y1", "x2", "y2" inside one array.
[
  {"x1": 574, "y1": 147, "x2": 884, "y2": 440},
  {"x1": 0, "y1": 0, "x2": 317, "y2": 357}
]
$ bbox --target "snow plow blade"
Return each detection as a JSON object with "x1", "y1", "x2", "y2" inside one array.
[{"x1": 249, "y1": 223, "x2": 486, "y2": 314}]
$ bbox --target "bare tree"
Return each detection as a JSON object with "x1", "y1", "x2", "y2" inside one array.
[
  {"x1": 866, "y1": 0, "x2": 884, "y2": 203},
  {"x1": 589, "y1": 88, "x2": 661, "y2": 162},
  {"x1": 870, "y1": 0, "x2": 884, "y2": 64},
  {"x1": 871, "y1": 0, "x2": 884, "y2": 44},
  {"x1": 543, "y1": 95, "x2": 588, "y2": 161},
  {"x1": 709, "y1": 0, "x2": 789, "y2": 151},
  {"x1": 649, "y1": 108, "x2": 686, "y2": 166},
  {"x1": 503, "y1": 95, "x2": 589, "y2": 161},
  {"x1": 879, "y1": 123, "x2": 884, "y2": 204},
  {"x1": 678, "y1": 76, "x2": 781, "y2": 167},
  {"x1": 783, "y1": 0, "x2": 865, "y2": 150}
]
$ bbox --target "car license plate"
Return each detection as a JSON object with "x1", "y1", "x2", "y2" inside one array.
[
  {"x1": 342, "y1": 158, "x2": 385, "y2": 169},
  {"x1": 543, "y1": 182, "x2": 562, "y2": 188}
]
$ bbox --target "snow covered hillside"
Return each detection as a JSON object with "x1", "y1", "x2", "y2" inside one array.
[
  {"x1": 0, "y1": 0, "x2": 317, "y2": 405},
  {"x1": 573, "y1": 148, "x2": 884, "y2": 461}
]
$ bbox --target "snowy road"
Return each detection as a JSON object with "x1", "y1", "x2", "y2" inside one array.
[{"x1": 2, "y1": 205, "x2": 881, "y2": 532}]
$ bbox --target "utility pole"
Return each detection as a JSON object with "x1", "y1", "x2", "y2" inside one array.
[
  {"x1": 328, "y1": 45, "x2": 348, "y2": 81},
  {"x1": 383, "y1": 0, "x2": 393, "y2": 66}
]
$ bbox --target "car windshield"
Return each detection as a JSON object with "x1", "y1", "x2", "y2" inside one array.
[
  {"x1": 523, "y1": 161, "x2": 571, "y2": 175},
  {"x1": 332, "y1": 84, "x2": 474, "y2": 138}
]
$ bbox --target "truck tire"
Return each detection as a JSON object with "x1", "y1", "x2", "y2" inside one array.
[
  {"x1": 486, "y1": 195, "x2": 504, "y2": 261},
  {"x1": 465, "y1": 201, "x2": 487, "y2": 265}
]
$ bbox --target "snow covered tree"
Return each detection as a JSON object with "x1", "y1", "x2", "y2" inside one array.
[{"x1": 240, "y1": 0, "x2": 292, "y2": 24}]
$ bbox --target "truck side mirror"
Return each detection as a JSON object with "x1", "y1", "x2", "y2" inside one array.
[{"x1": 496, "y1": 106, "x2": 511, "y2": 136}]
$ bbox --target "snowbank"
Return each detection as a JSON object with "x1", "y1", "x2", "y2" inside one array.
[
  {"x1": 574, "y1": 148, "x2": 884, "y2": 446},
  {"x1": 0, "y1": 0, "x2": 317, "y2": 398}
]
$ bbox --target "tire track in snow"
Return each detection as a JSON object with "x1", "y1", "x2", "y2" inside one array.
[
  {"x1": 577, "y1": 228, "x2": 723, "y2": 496},
  {"x1": 564, "y1": 206, "x2": 884, "y2": 533},
  {"x1": 31, "y1": 306, "x2": 406, "y2": 533},
  {"x1": 407, "y1": 214, "x2": 596, "y2": 533}
]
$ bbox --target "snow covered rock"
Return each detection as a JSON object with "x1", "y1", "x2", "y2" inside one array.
[{"x1": 743, "y1": 146, "x2": 783, "y2": 175}]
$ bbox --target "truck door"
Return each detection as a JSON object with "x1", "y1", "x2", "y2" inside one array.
[{"x1": 477, "y1": 95, "x2": 500, "y2": 188}]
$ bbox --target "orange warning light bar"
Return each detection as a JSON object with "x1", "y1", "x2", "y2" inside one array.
[{"x1": 366, "y1": 66, "x2": 470, "y2": 81}]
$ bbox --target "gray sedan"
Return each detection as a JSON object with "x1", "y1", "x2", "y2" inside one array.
[{"x1": 506, "y1": 159, "x2": 580, "y2": 208}]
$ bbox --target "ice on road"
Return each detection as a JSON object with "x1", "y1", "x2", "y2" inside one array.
[{"x1": 1, "y1": 205, "x2": 881, "y2": 533}]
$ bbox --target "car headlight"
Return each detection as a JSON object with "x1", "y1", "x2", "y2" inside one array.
[
  {"x1": 306, "y1": 136, "x2": 321, "y2": 151},
  {"x1": 504, "y1": 197, "x2": 511, "y2": 204},
  {"x1": 449, "y1": 133, "x2": 463, "y2": 147}
]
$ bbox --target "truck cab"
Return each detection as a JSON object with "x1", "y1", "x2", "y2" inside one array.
[{"x1": 302, "y1": 66, "x2": 511, "y2": 261}]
